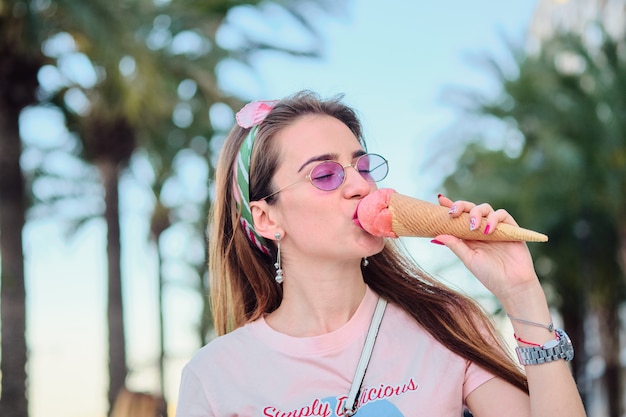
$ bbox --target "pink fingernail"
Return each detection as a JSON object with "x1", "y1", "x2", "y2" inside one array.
[
  {"x1": 470, "y1": 218, "x2": 477, "y2": 231},
  {"x1": 483, "y1": 224, "x2": 491, "y2": 235},
  {"x1": 448, "y1": 205, "x2": 457, "y2": 214},
  {"x1": 431, "y1": 239, "x2": 445, "y2": 246}
]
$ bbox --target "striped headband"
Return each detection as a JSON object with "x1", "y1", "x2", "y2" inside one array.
[{"x1": 232, "y1": 100, "x2": 279, "y2": 255}]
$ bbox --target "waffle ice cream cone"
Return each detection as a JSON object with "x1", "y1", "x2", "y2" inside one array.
[{"x1": 356, "y1": 188, "x2": 548, "y2": 242}]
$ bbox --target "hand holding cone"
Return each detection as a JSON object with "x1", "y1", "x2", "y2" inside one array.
[{"x1": 355, "y1": 188, "x2": 548, "y2": 242}]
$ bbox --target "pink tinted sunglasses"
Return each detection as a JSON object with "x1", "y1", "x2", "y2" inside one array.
[{"x1": 261, "y1": 153, "x2": 388, "y2": 200}]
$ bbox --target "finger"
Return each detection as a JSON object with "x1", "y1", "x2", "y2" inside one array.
[
  {"x1": 468, "y1": 202, "x2": 495, "y2": 219},
  {"x1": 437, "y1": 193, "x2": 454, "y2": 208},
  {"x1": 446, "y1": 200, "x2": 477, "y2": 218},
  {"x1": 466, "y1": 203, "x2": 495, "y2": 231},
  {"x1": 483, "y1": 208, "x2": 520, "y2": 235},
  {"x1": 437, "y1": 194, "x2": 464, "y2": 216},
  {"x1": 440, "y1": 198, "x2": 522, "y2": 234},
  {"x1": 430, "y1": 234, "x2": 475, "y2": 267}
]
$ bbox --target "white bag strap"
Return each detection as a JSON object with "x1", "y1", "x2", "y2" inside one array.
[{"x1": 343, "y1": 297, "x2": 387, "y2": 416}]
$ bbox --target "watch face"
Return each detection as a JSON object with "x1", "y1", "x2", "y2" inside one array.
[{"x1": 556, "y1": 328, "x2": 575, "y2": 362}]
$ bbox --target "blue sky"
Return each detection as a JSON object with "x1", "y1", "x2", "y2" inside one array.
[
  {"x1": 235, "y1": 0, "x2": 535, "y2": 199},
  {"x1": 22, "y1": 1, "x2": 538, "y2": 416}
]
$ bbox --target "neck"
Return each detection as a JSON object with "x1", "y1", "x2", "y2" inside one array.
[{"x1": 266, "y1": 263, "x2": 367, "y2": 337}]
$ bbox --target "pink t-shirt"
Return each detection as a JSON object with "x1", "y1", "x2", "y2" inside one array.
[{"x1": 177, "y1": 286, "x2": 494, "y2": 417}]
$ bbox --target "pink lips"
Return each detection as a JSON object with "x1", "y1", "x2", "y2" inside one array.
[{"x1": 353, "y1": 200, "x2": 363, "y2": 229}]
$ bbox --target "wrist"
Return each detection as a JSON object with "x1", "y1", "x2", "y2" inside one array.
[
  {"x1": 515, "y1": 328, "x2": 574, "y2": 365},
  {"x1": 500, "y1": 281, "x2": 556, "y2": 346},
  {"x1": 499, "y1": 280, "x2": 548, "y2": 318}
]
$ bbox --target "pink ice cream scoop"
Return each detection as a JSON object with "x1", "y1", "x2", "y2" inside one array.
[{"x1": 355, "y1": 188, "x2": 548, "y2": 242}]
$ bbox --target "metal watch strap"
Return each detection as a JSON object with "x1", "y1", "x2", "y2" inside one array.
[{"x1": 515, "y1": 328, "x2": 574, "y2": 366}]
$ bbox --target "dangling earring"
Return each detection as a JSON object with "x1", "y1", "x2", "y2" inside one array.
[
  {"x1": 362, "y1": 257, "x2": 369, "y2": 267},
  {"x1": 274, "y1": 233, "x2": 284, "y2": 284}
]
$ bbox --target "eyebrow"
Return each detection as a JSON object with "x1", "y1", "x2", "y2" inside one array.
[{"x1": 297, "y1": 149, "x2": 367, "y2": 173}]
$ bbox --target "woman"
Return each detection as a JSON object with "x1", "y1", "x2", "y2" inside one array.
[{"x1": 176, "y1": 91, "x2": 586, "y2": 416}]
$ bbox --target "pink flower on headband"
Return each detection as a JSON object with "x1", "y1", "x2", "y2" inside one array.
[{"x1": 235, "y1": 100, "x2": 279, "y2": 128}]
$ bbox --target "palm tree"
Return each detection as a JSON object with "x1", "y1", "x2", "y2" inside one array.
[
  {"x1": 0, "y1": 1, "x2": 89, "y2": 415},
  {"x1": 2, "y1": 0, "x2": 344, "y2": 415},
  {"x1": 436, "y1": 26, "x2": 626, "y2": 415},
  {"x1": 131, "y1": 0, "x2": 343, "y2": 401},
  {"x1": 0, "y1": 39, "x2": 34, "y2": 417},
  {"x1": 62, "y1": 0, "x2": 342, "y2": 410},
  {"x1": 0, "y1": 0, "x2": 169, "y2": 412},
  {"x1": 54, "y1": 4, "x2": 174, "y2": 409}
]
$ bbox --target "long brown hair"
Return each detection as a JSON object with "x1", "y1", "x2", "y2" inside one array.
[{"x1": 208, "y1": 90, "x2": 528, "y2": 393}]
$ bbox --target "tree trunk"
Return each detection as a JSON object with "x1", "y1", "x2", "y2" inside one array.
[
  {"x1": 0, "y1": 35, "x2": 41, "y2": 417},
  {"x1": 0, "y1": 106, "x2": 29, "y2": 417},
  {"x1": 561, "y1": 306, "x2": 586, "y2": 401},
  {"x1": 99, "y1": 160, "x2": 127, "y2": 415},
  {"x1": 598, "y1": 304, "x2": 622, "y2": 417},
  {"x1": 150, "y1": 203, "x2": 170, "y2": 403},
  {"x1": 158, "y1": 248, "x2": 166, "y2": 401}
]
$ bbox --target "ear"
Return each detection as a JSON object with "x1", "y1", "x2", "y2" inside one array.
[{"x1": 250, "y1": 200, "x2": 281, "y2": 240}]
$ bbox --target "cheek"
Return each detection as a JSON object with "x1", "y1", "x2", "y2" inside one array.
[
  {"x1": 289, "y1": 198, "x2": 333, "y2": 228},
  {"x1": 281, "y1": 195, "x2": 338, "y2": 236}
]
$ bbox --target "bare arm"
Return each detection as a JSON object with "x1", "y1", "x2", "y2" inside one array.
[{"x1": 435, "y1": 196, "x2": 586, "y2": 417}]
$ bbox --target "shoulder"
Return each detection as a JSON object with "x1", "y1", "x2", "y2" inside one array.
[
  {"x1": 184, "y1": 324, "x2": 255, "y2": 374},
  {"x1": 178, "y1": 331, "x2": 252, "y2": 417}
]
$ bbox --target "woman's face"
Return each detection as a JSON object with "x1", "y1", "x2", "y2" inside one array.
[{"x1": 267, "y1": 114, "x2": 385, "y2": 265}]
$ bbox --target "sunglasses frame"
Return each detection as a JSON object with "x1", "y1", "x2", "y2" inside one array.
[{"x1": 260, "y1": 153, "x2": 388, "y2": 201}]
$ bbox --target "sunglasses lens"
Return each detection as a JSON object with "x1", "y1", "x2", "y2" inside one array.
[
  {"x1": 309, "y1": 154, "x2": 388, "y2": 191},
  {"x1": 357, "y1": 154, "x2": 388, "y2": 182},
  {"x1": 310, "y1": 162, "x2": 345, "y2": 191}
]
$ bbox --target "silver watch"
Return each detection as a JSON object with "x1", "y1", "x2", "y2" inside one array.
[{"x1": 515, "y1": 328, "x2": 574, "y2": 366}]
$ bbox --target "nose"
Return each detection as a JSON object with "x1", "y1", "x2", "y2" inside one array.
[{"x1": 342, "y1": 163, "x2": 373, "y2": 198}]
